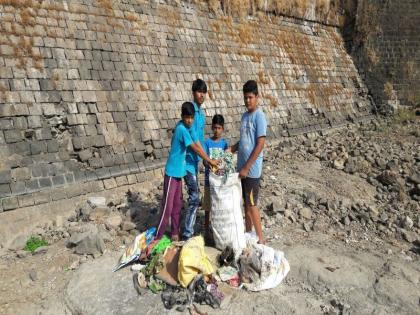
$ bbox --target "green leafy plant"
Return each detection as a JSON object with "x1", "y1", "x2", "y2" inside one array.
[{"x1": 24, "y1": 236, "x2": 48, "y2": 252}]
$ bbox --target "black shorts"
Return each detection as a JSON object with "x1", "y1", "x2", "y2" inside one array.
[{"x1": 241, "y1": 177, "x2": 260, "y2": 207}]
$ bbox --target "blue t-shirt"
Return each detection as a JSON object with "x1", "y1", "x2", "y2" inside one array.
[
  {"x1": 204, "y1": 138, "x2": 228, "y2": 186},
  {"x1": 185, "y1": 102, "x2": 205, "y2": 174},
  {"x1": 165, "y1": 121, "x2": 198, "y2": 178},
  {"x1": 237, "y1": 108, "x2": 267, "y2": 178}
]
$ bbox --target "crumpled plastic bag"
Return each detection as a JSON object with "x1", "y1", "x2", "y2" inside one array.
[
  {"x1": 239, "y1": 234, "x2": 290, "y2": 291},
  {"x1": 178, "y1": 236, "x2": 214, "y2": 287},
  {"x1": 217, "y1": 266, "x2": 239, "y2": 282},
  {"x1": 113, "y1": 227, "x2": 156, "y2": 272},
  {"x1": 151, "y1": 235, "x2": 171, "y2": 256}
]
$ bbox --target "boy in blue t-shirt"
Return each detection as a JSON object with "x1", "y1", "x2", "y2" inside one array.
[
  {"x1": 156, "y1": 102, "x2": 218, "y2": 241},
  {"x1": 183, "y1": 79, "x2": 207, "y2": 241},
  {"x1": 229, "y1": 80, "x2": 267, "y2": 244},
  {"x1": 202, "y1": 115, "x2": 228, "y2": 240}
]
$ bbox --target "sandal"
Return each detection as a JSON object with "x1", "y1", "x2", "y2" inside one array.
[
  {"x1": 132, "y1": 272, "x2": 147, "y2": 295},
  {"x1": 161, "y1": 286, "x2": 188, "y2": 310}
]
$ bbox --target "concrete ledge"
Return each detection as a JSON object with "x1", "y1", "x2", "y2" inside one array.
[
  {"x1": 0, "y1": 171, "x2": 163, "y2": 251},
  {"x1": 1, "y1": 164, "x2": 165, "y2": 211}
]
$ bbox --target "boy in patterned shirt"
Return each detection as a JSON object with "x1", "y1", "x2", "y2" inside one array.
[{"x1": 202, "y1": 114, "x2": 228, "y2": 243}]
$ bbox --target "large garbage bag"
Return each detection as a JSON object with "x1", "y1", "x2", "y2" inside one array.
[
  {"x1": 209, "y1": 172, "x2": 246, "y2": 256},
  {"x1": 178, "y1": 236, "x2": 214, "y2": 287},
  {"x1": 239, "y1": 235, "x2": 290, "y2": 291},
  {"x1": 113, "y1": 227, "x2": 156, "y2": 271}
]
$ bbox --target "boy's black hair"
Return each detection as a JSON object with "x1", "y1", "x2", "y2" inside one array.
[
  {"x1": 192, "y1": 79, "x2": 208, "y2": 93},
  {"x1": 243, "y1": 80, "x2": 258, "y2": 95},
  {"x1": 212, "y1": 114, "x2": 224, "y2": 126},
  {"x1": 181, "y1": 102, "x2": 195, "y2": 116}
]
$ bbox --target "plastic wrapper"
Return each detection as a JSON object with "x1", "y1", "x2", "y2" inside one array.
[{"x1": 113, "y1": 227, "x2": 156, "y2": 272}]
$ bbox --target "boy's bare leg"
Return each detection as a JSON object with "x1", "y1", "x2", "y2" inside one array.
[
  {"x1": 244, "y1": 206, "x2": 253, "y2": 232},
  {"x1": 248, "y1": 205, "x2": 264, "y2": 243}
]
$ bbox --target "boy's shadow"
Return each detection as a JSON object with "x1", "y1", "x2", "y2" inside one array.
[{"x1": 122, "y1": 190, "x2": 160, "y2": 232}]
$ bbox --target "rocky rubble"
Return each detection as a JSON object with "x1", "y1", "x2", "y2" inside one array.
[
  {"x1": 2, "y1": 118, "x2": 418, "y2": 315},
  {"x1": 67, "y1": 224, "x2": 106, "y2": 258},
  {"x1": 259, "y1": 119, "x2": 419, "y2": 252},
  {"x1": 13, "y1": 190, "x2": 160, "y2": 268},
  {"x1": 16, "y1": 119, "x2": 418, "y2": 264}
]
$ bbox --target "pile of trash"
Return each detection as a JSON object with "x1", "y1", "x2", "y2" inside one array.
[
  {"x1": 210, "y1": 151, "x2": 235, "y2": 180},
  {"x1": 114, "y1": 229, "x2": 290, "y2": 311},
  {"x1": 113, "y1": 150, "x2": 289, "y2": 311}
]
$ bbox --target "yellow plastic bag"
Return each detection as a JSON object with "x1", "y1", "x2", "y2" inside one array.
[{"x1": 178, "y1": 236, "x2": 214, "y2": 287}]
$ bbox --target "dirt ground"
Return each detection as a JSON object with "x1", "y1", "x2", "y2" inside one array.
[{"x1": 0, "y1": 118, "x2": 418, "y2": 315}]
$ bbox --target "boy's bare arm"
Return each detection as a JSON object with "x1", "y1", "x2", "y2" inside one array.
[
  {"x1": 238, "y1": 136, "x2": 265, "y2": 178},
  {"x1": 228, "y1": 141, "x2": 239, "y2": 153},
  {"x1": 189, "y1": 142, "x2": 218, "y2": 168}
]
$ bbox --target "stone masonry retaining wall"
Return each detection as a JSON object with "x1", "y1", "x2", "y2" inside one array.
[
  {"x1": 0, "y1": 0, "x2": 374, "y2": 212},
  {"x1": 351, "y1": 0, "x2": 420, "y2": 111}
]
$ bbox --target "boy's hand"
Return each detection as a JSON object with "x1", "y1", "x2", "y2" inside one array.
[
  {"x1": 228, "y1": 142, "x2": 239, "y2": 154},
  {"x1": 208, "y1": 159, "x2": 219, "y2": 169},
  {"x1": 238, "y1": 167, "x2": 249, "y2": 179}
]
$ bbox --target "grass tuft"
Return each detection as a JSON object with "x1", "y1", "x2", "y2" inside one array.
[
  {"x1": 394, "y1": 108, "x2": 418, "y2": 123},
  {"x1": 24, "y1": 236, "x2": 48, "y2": 252}
]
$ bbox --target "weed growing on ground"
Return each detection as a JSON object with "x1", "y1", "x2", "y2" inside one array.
[
  {"x1": 394, "y1": 108, "x2": 418, "y2": 123},
  {"x1": 24, "y1": 236, "x2": 48, "y2": 252}
]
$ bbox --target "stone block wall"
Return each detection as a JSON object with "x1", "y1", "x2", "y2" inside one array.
[
  {"x1": 0, "y1": 0, "x2": 373, "y2": 212},
  {"x1": 350, "y1": 0, "x2": 420, "y2": 111}
]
